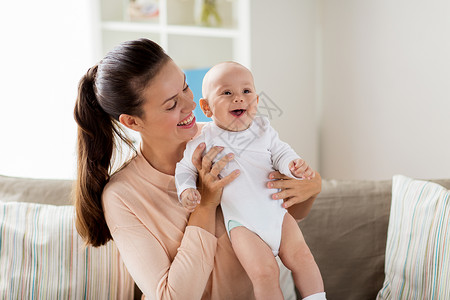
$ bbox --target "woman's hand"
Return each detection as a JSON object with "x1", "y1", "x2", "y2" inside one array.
[
  {"x1": 188, "y1": 143, "x2": 240, "y2": 234},
  {"x1": 191, "y1": 143, "x2": 240, "y2": 209},
  {"x1": 267, "y1": 171, "x2": 322, "y2": 220}
]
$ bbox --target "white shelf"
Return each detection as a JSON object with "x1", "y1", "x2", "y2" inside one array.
[
  {"x1": 102, "y1": 22, "x2": 162, "y2": 33},
  {"x1": 97, "y1": 0, "x2": 250, "y2": 68},
  {"x1": 102, "y1": 22, "x2": 239, "y2": 38},
  {"x1": 166, "y1": 25, "x2": 239, "y2": 38}
]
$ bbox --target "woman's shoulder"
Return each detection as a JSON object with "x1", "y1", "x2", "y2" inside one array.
[
  {"x1": 103, "y1": 155, "x2": 141, "y2": 201},
  {"x1": 103, "y1": 150, "x2": 174, "y2": 206},
  {"x1": 102, "y1": 154, "x2": 155, "y2": 222}
]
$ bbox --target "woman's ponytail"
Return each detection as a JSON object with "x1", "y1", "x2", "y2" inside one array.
[
  {"x1": 73, "y1": 38, "x2": 170, "y2": 246},
  {"x1": 74, "y1": 65, "x2": 114, "y2": 246}
]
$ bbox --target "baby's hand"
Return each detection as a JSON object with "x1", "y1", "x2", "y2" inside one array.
[
  {"x1": 289, "y1": 158, "x2": 315, "y2": 179},
  {"x1": 180, "y1": 188, "x2": 201, "y2": 212}
]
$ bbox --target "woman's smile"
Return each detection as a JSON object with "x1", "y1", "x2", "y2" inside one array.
[{"x1": 177, "y1": 112, "x2": 196, "y2": 128}]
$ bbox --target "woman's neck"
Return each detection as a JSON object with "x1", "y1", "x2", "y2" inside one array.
[{"x1": 140, "y1": 139, "x2": 186, "y2": 176}]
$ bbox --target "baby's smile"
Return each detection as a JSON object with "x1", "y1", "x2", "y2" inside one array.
[{"x1": 230, "y1": 109, "x2": 246, "y2": 117}]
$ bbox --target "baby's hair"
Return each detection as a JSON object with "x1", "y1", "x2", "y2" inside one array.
[{"x1": 202, "y1": 61, "x2": 254, "y2": 100}]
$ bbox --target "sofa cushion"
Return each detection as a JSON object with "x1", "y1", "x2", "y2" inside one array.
[
  {"x1": 300, "y1": 179, "x2": 393, "y2": 300},
  {"x1": 376, "y1": 175, "x2": 450, "y2": 299},
  {"x1": 0, "y1": 201, "x2": 134, "y2": 299}
]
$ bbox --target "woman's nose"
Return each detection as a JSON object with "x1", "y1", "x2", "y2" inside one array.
[
  {"x1": 190, "y1": 100, "x2": 196, "y2": 110},
  {"x1": 181, "y1": 92, "x2": 196, "y2": 112}
]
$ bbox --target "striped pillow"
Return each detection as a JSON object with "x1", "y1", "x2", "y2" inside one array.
[
  {"x1": 0, "y1": 202, "x2": 134, "y2": 299},
  {"x1": 377, "y1": 175, "x2": 450, "y2": 299}
]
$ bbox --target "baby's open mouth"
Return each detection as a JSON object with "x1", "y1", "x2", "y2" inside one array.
[{"x1": 230, "y1": 109, "x2": 246, "y2": 117}]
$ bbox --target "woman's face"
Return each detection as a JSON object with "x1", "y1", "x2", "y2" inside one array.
[{"x1": 138, "y1": 59, "x2": 198, "y2": 145}]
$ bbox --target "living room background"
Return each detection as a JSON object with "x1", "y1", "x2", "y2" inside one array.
[{"x1": 0, "y1": 0, "x2": 448, "y2": 181}]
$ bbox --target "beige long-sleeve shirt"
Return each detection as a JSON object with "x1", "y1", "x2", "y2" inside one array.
[{"x1": 102, "y1": 151, "x2": 254, "y2": 300}]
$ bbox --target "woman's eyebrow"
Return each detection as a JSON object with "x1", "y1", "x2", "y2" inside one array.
[
  {"x1": 164, "y1": 74, "x2": 186, "y2": 103},
  {"x1": 164, "y1": 94, "x2": 178, "y2": 104}
]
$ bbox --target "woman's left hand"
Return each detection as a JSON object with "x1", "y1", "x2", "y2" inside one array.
[{"x1": 267, "y1": 171, "x2": 322, "y2": 209}]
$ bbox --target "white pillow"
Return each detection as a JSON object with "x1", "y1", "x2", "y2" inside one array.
[
  {"x1": 0, "y1": 201, "x2": 134, "y2": 299},
  {"x1": 377, "y1": 175, "x2": 450, "y2": 299}
]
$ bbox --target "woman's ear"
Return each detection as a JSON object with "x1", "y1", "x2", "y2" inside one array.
[
  {"x1": 199, "y1": 99, "x2": 213, "y2": 118},
  {"x1": 119, "y1": 114, "x2": 143, "y2": 132}
]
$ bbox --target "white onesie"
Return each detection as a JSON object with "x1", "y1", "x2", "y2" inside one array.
[{"x1": 175, "y1": 116, "x2": 300, "y2": 256}]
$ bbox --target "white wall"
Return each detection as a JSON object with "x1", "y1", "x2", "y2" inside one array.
[
  {"x1": 0, "y1": 0, "x2": 96, "y2": 179},
  {"x1": 320, "y1": 0, "x2": 450, "y2": 180},
  {"x1": 1, "y1": 0, "x2": 449, "y2": 181},
  {"x1": 251, "y1": 0, "x2": 319, "y2": 169}
]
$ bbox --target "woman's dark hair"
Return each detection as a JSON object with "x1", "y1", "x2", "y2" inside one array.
[{"x1": 73, "y1": 38, "x2": 170, "y2": 246}]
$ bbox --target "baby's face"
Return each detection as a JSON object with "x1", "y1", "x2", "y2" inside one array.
[{"x1": 203, "y1": 63, "x2": 258, "y2": 132}]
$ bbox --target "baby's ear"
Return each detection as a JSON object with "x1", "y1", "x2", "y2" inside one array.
[{"x1": 199, "y1": 99, "x2": 213, "y2": 117}]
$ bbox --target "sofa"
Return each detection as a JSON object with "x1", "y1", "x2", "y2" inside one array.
[{"x1": 1, "y1": 174, "x2": 449, "y2": 299}]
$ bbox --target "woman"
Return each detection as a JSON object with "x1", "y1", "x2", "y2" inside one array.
[{"x1": 73, "y1": 38, "x2": 321, "y2": 299}]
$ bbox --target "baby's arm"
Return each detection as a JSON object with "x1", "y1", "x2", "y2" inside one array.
[
  {"x1": 264, "y1": 118, "x2": 315, "y2": 180},
  {"x1": 175, "y1": 139, "x2": 204, "y2": 207},
  {"x1": 180, "y1": 188, "x2": 201, "y2": 212},
  {"x1": 265, "y1": 118, "x2": 302, "y2": 179},
  {"x1": 289, "y1": 158, "x2": 315, "y2": 179}
]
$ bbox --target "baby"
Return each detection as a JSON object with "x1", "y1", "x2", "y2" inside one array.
[{"x1": 175, "y1": 62, "x2": 326, "y2": 300}]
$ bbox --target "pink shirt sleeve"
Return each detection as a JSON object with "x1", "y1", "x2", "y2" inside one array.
[{"x1": 103, "y1": 187, "x2": 218, "y2": 299}]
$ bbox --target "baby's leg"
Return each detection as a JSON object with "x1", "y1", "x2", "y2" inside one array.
[
  {"x1": 230, "y1": 226, "x2": 283, "y2": 300},
  {"x1": 278, "y1": 213, "x2": 324, "y2": 299}
]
